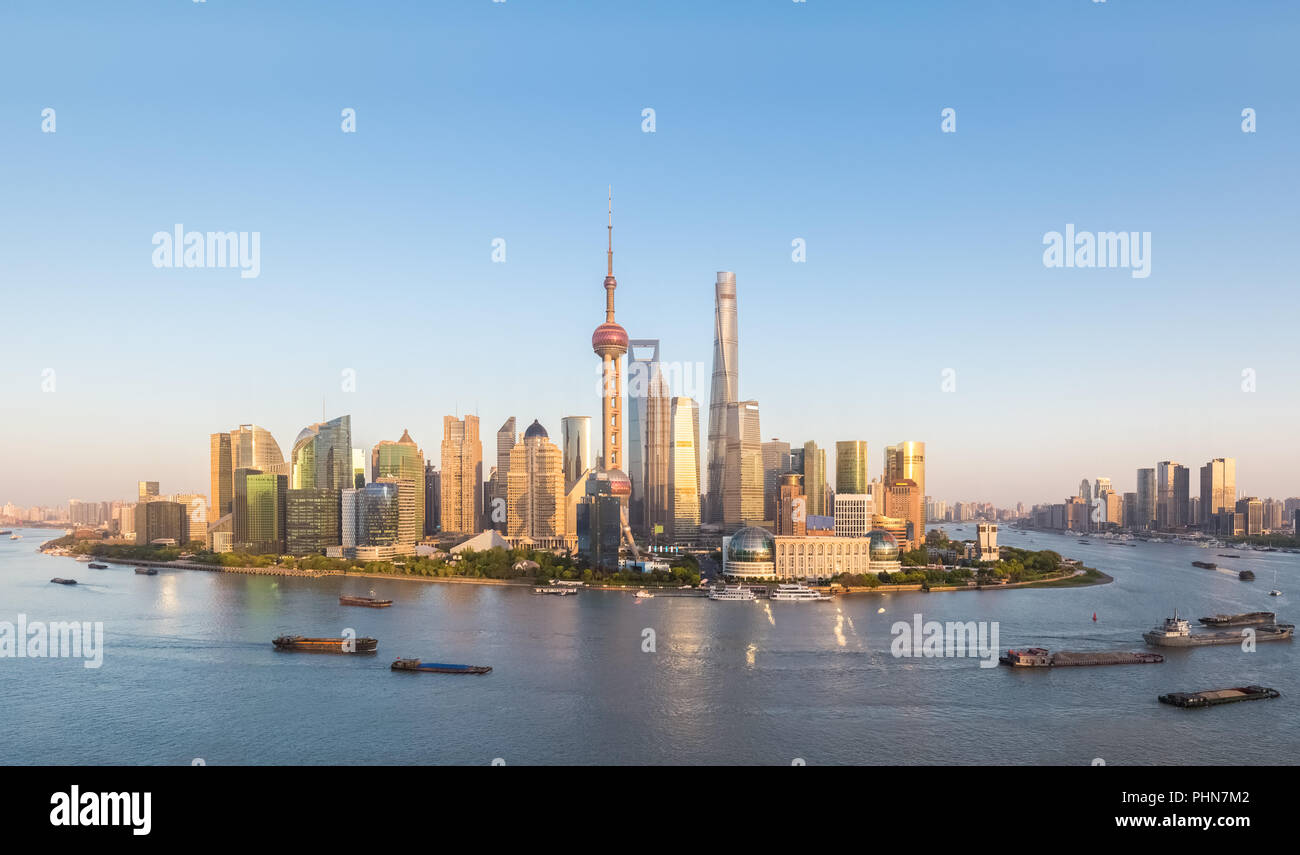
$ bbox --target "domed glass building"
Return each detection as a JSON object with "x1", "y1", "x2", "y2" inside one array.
[
  {"x1": 866, "y1": 528, "x2": 901, "y2": 572},
  {"x1": 723, "y1": 526, "x2": 776, "y2": 579}
]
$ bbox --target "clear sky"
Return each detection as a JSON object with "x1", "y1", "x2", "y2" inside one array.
[{"x1": 1, "y1": 0, "x2": 1297, "y2": 509}]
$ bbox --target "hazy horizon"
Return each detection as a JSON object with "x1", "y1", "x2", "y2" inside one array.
[{"x1": 3, "y1": 0, "x2": 1297, "y2": 509}]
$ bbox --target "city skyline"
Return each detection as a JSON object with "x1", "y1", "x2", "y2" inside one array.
[{"x1": 4, "y1": 2, "x2": 1299, "y2": 507}]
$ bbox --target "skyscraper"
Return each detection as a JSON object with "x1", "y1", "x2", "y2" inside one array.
[
  {"x1": 761, "y1": 439, "x2": 792, "y2": 522},
  {"x1": 209, "y1": 432, "x2": 233, "y2": 518},
  {"x1": 628, "y1": 339, "x2": 671, "y2": 533},
  {"x1": 423, "y1": 462, "x2": 440, "y2": 536},
  {"x1": 138, "y1": 481, "x2": 159, "y2": 501},
  {"x1": 884, "y1": 442, "x2": 926, "y2": 503},
  {"x1": 668, "y1": 397, "x2": 701, "y2": 541},
  {"x1": 561, "y1": 416, "x2": 593, "y2": 492},
  {"x1": 1200, "y1": 457, "x2": 1236, "y2": 522},
  {"x1": 705, "y1": 271, "x2": 738, "y2": 524},
  {"x1": 803, "y1": 441, "x2": 827, "y2": 517},
  {"x1": 286, "y1": 487, "x2": 341, "y2": 555},
  {"x1": 1156, "y1": 460, "x2": 1189, "y2": 529},
  {"x1": 231, "y1": 424, "x2": 284, "y2": 474},
  {"x1": 506, "y1": 420, "x2": 565, "y2": 539},
  {"x1": 291, "y1": 416, "x2": 352, "y2": 492},
  {"x1": 233, "y1": 469, "x2": 286, "y2": 555},
  {"x1": 372, "y1": 428, "x2": 425, "y2": 546},
  {"x1": 342, "y1": 482, "x2": 400, "y2": 547},
  {"x1": 836, "y1": 441, "x2": 869, "y2": 495},
  {"x1": 440, "y1": 415, "x2": 482, "y2": 534},
  {"x1": 722, "y1": 401, "x2": 763, "y2": 529},
  {"x1": 1135, "y1": 467, "x2": 1156, "y2": 530},
  {"x1": 885, "y1": 479, "x2": 924, "y2": 549},
  {"x1": 495, "y1": 417, "x2": 517, "y2": 511}
]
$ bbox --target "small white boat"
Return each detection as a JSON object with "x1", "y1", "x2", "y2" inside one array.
[
  {"x1": 769, "y1": 583, "x2": 832, "y2": 602},
  {"x1": 10, "y1": 534, "x2": 22, "y2": 540},
  {"x1": 75, "y1": 555, "x2": 92, "y2": 563},
  {"x1": 1269, "y1": 590, "x2": 1282, "y2": 597},
  {"x1": 634, "y1": 590, "x2": 654, "y2": 599}
]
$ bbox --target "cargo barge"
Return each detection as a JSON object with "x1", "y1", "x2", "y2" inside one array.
[
  {"x1": 1000, "y1": 647, "x2": 1164, "y2": 667},
  {"x1": 1199, "y1": 612, "x2": 1274, "y2": 627},
  {"x1": 1159, "y1": 685, "x2": 1280, "y2": 708},
  {"x1": 339, "y1": 594, "x2": 391, "y2": 608},
  {"x1": 87, "y1": 562, "x2": 108, "y2": 569},
  {"x1": 134, "y1": 566, "x2": 157, "y2": 575},
  {"x1": 1191, "y1": 561, "x2": 1217, "y2": 569},
  {"x1": 534, "y1": 586, "x2": 577, "y2": 595},
  {"x1": 391, "y1": 658, "x2": 491, "y2": 675},
  {"x1": 272, "y1": 635, "x2": 378, "y2": 653},
  {"x1": 1239, "y1": 570, "x2": 1255, "y2": 581},
  {"x1": 50, "y1": 578, "x2": 77, "y2": 585},
  {"x1": 1143, "y1": 613, "x2": 1294, "y2": 647}
]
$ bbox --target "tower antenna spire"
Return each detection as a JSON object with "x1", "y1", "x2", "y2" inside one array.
[{"x1": 606, "y1": 185, "x2": 613, "y2": 278}]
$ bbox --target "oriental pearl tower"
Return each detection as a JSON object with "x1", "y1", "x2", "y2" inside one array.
[{"x1": 588, "y1": 189, "x2": 638, "y2": 555}]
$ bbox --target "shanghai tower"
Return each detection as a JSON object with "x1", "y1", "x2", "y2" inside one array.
[{"x1": 705, "y1": 271, "x2": 738, "y2": 524}]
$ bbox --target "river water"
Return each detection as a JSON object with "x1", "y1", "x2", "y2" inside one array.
[{"x1": 1, "y1": 524, "x2": 1295, "y2": 765}]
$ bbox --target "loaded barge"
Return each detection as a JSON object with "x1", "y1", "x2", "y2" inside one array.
[
  {"x1": 1143, "y1": 614, "x2": 1294, "y2": 647},
  {"x1": 272, "y1": 635, "x2": 378, "y2": 654},
  {"x1": 1159, "y1": 686, "x2": 1280, "y2": 708},
  {"x1": 1191, "y1": 561, "x2": 1217, "y2": 569},
  {"x1": 1199, "y1": 612, "x2": 1274, "y2": 627},
  {"x1": 1000, "y1": 647, "x2": 1163, "y2": 667},
  {"x1": 391, "y1": 658, "x2": 491, "y2": 675},
  {"x1": 134, "y1": 566, "x2": 157, "y2": 575},
  {"x1": 339, "y1": 594, "x2": 392, "y2": 608}
]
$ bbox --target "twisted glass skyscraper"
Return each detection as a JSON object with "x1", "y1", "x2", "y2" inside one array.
[{"x1": 706, "y1": 272, "x2": 738, "y2": 524}]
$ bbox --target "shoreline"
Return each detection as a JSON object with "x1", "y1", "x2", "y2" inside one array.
[{"x1": 42, "y1": 546, "x2": 1111, "y2": 597}]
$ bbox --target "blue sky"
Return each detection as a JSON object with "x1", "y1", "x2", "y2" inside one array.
[{"x1": 1, "y1": 0, "x2": 1297, "y2": 508}]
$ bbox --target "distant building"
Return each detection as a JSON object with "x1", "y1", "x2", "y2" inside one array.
[
  {"x1": 286, "y1": 487, "x2": 341, "y2": 555},
  {"x1": 802, "y1": 441, "x2": 827, "y2": 517},
  {"x1": 233, "y1": 470, "x2": 286, "y2": 554},
  {"x1": 722, "y1": 401, "x2": 763, "y2": 530},
  {"x1": 1200, "y1": 457, "x2": 1236, "y2": 524},
  {"x1": 424, "y1": 463, "x2": 440, "y2": 536},
  {"x1": 134, "y1": 500, "x2": 188, "y2": 546},
  {"x1": 372, "y1": 428, "x2": 425, "y2": 546},
  {"x1": 761, "y1": 439, "x2": 792, "y2": 522},
  {"x1": 507, "y1": 420, "x2": 565, "y2": 539},
  {"x1": 836, "y1": 441, "x2": 869, "y2": 495},
  {"x1": 833, "y1": 493, "x2": 872, "y2": 539},
  {"x1": 976, "y1": 522, "x2": 999, "y2": 562},
  {"x1": 775, "y1": 474, "x2": 805, "y2": 536},
  {"x1": 668, "y1": 397, "x2": 701, "y2": 541},
  {"x1": 138, "y1": 481, "x2": 160, "y2": 501},
  {"x1": 561, "y1": 416, "x2": 593, "y2": 493}
]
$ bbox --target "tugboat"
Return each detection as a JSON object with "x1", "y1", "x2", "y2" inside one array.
[
  {"x1": 1143, "y1": 612, "x2": 1294, "y2": 647},
  {"x1": 272, "y1": 635, "x2": 378, "y2": 653},
  {"x1": 1198, "y1": 612, "x2": 1274, "y2": 627},
  {"x1": 391, "y1": 658, "x2": 491, "y2": 675},
  {"x1": 1159, "y1": 686, "x2": 1280, "y2": 708},
  {"x1": 50, "y1": 578, "x2": 77, "y2": 585},
  {"x1": 134, "y1": 566, "x2": 158, "y2": 575},
  {"x1": 339, "y1": 593, "x2": 392, "y2": 608}
]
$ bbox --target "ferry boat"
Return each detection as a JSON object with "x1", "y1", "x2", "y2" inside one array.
[
  {"x1": 768, "y1": 583, "x2": 832, "y2": 602},
  {"x1": 339, "y1": 593, "x2": 392, "y2": 608},
  {"x1": 391, "y1": 658, "x2": 491, "y2": 675},
  {"x1": 134, "y1": 566, "x2": 158, "y2": 575},
  {"x1": 50, "y1": 578, "x2": 77, "y2": 585},
  {"x1": 1143, "y1": 612, "x2": 1294, "y2": 647},
  {"x1": 534, "y1": 586, "x2": 577, "y2": 596},
  {"x1": 1199, "y1": 612, "x2": 1274, "y2": 627},
  {"x1": 708, "y1": 585, "x2": 756, "y2": 601},
  {"x1": 1159, "y1": 686, "x2": 1280, "y2": 708},
  {"x1": 272, "y1": 635, "x2": 378, "y2": 653},
  {"x1": 87, "y1": 562, "x2": 108, "y2": 569}
]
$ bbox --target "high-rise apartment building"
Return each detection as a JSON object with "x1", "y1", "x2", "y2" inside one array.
[
  {"x1": 1156, "y1": 460, "x2": 1190, "y2": 529},
  {"x1": 495, "y1": 417, "x2": 516, "y2": 512},
  {"x1": 705, "y1": 271, "x2": 738, "y2": 524},
  {"x1": 440, "y1": 415, "x2": 482, "y2": 534},
  {"x1": 836, "y1": 441, "x2": 869, "y2": 495}
]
